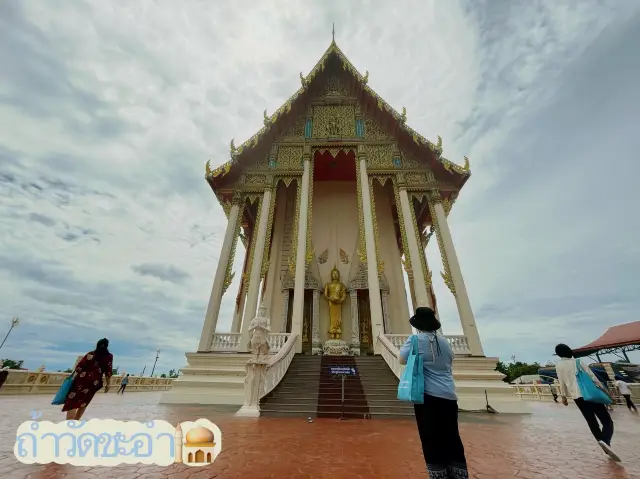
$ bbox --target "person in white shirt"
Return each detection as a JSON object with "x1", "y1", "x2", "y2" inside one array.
[
  {"x1": 554, "y1": 344, "x2": 620, "y2": 462},
  {"x1": 616, "y1": 379, "x2": 637, "y2": 413}
]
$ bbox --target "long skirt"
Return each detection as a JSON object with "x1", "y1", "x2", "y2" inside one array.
[{"x1": 414, "y1": 394, "x2": 468, "y2": 479}]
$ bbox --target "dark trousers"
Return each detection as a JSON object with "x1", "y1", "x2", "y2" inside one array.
[
  {"x1": 118, "y1": 384, "x2": 127, "y2": 394},
  {"x1": 574, "y1": 397, "x2": 614, "y2": 445},
  {"x1": 414, "y1": 394, "x2": 468, "y2": 479},
  {"x1": 623, "y1": 394, "x2": 637, "y2": 411}
]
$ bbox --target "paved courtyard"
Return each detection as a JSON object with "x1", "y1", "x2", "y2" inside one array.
[{"x1": 0, "y1": 392, "x2": 638, "y2": 478}]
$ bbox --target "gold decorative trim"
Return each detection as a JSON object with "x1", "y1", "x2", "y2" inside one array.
[
  {"x1": 260, "y1": 187, "x2": 277, "y2": 279},
  {"x1": 393, "y1": 183, "x2": 412, "y2": 279},
  {"x1": 311, "y1": 146, "x2": 357, "y2": 157},
  {"x1": 312, "y1": 105, "x2": 356, "y2": 138},
  {"x1": 243, "y1": 196, "x2": 263, "y2": 288},
  {"x1": 288, "y1": 178, "x2": 303, "y2": 274},
  {"x1": 426, "y1": 190, "x2": 456, "y2": 297},
  {"x1": 305, "y1": 157, "x2": 314, "y2": 267},
  {"x1": 222, "y1": 194, "x2": 245, "y2": 295},
  {"x1": 407, "y1": 192, "x2": 431, "y2": 289},
  {"x1": 442, "y1": 191, "x2": 458, "y2": 217},
  {"x1": 355, "y1": 158, "x2": 366, "y2": 265},
  {"x1": 208, "y1": 42, "x2": 472, "y2": 185},
  {"x1": 368, "y1": 178, "x2": 385, "y2": 277}
]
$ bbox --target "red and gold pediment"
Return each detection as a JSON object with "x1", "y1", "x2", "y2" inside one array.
[{"x1": 205, "y1": 40, "x2": 471, "y2": 193}]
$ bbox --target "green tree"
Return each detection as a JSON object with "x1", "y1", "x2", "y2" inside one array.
[
  {"x1": 160, "y1": 373, "x2": 167, "y2": 378},
  {"x1": 168, "y1": 369, "x2": 179, "y2": 378},
  {"x1": 1, "y1": 359, "x2": 24, "y2": 369},
  {"x1": 495, "y1": 359, "x2": 541, "y2": 383}
]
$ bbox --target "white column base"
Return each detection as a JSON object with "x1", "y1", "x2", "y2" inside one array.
[
  {"x1": 349, "y1": 344, "x2": 361, "y2": 356},
  {"x1": 452, "y1": 356, "x2": 531, "y2": 414},
  {"x1": 159, "y1": 352, "x2": 251, "y2": 406},
  {"x1": 235, "y1": 405, "x2": 261, "y2": 417}
]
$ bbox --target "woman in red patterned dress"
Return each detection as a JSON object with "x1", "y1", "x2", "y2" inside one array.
[{"x1": 62, "y1": 338, "x2": 113, "y2": 420}]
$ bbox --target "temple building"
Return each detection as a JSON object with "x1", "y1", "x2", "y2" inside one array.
[{"x1": 161, "y1": 36, "x2": 526, "y2": 414}]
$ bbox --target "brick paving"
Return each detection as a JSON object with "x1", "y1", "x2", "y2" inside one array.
[{"x1": 0, "y1": 392, "x2": 638, "y2": 478}]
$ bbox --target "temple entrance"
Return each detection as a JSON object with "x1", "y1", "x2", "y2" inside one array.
[
  {"x1": 357, "y1": 290, "x2": 374, "y2": 355},
  {"x1": 301, "y1": 290, "x2": 313, "y2": 354}
]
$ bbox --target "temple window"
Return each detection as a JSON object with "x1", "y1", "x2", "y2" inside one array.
[
  {"x1": 393, "y1": 156, "x2": 402, "y2": 168},
  {"x1": 356, "y1": 119, "x2": 364, "y2": 138},
  {"x1": 304, "y1": 119, "x2": 313, "y2": 138},
  {"x1": 269, "y1": 158, "x2": 277, "y2": 168}
]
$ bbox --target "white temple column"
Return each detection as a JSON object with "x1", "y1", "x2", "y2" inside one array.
[
  {"x1": 381, "y1": 291, "x2": 390, "y2": 334},
  {"x1": 239, "y1": 188, "x2": 273, "y2": 351},
  {"x1": 432, "y1": 197, "x2": 484, "y2": 356},
  {"x1": 312, "y1": 290, "x2": 322, "y2": 355},
  {"x1": 291, "y1": 158, "x2": 311, "y2": 354},
  {"x1": 263, "y1": 187, "x2": 286, "y2": 316},
  {"x1": 349, "y1": 290, "x2": 360, "y2": 355},
  {"x1": 198, "y1": 200, "x2": 241, "y2": 352},
  {"x1": 398, "y1": 188, "x2": 432, "y2": 309},
  {"x1": 358, "y1": 155, "x2": 384, "y2": 351}
]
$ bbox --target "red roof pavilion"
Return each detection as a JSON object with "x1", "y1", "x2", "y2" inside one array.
[{"x1": 573, "y1": 321, "x2": 640, "y2": 358}]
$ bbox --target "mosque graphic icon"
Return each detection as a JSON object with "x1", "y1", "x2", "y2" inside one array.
[{"x1": 174, "y1": 421, "x2": 219, "y2": 466}]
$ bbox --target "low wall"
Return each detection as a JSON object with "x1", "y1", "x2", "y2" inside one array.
[
  {"x1": 0, "y1": 369, "x2": 174, "y2": 396},
  {"x1": 512, "y1": 383, "x2": 639, "y2": 403}
]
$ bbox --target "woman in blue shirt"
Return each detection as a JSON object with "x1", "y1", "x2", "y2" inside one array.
[{"x1": 399, "y1": 307, "x2": 468, "y2": 479}]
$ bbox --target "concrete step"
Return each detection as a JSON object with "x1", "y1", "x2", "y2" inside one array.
[{"x1": 261, "y1": 410, "x2": 318, "y2": 418}]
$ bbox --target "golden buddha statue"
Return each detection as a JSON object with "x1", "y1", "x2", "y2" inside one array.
[{"x1": 323, "y1": 266, "x2": 347, "y2": 339}]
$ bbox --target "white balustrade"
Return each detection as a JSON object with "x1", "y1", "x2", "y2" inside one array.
[
  {"x1": 269, "y1": 333, "x2": 291, "y2": 353},
  {"x1": 210, "y1": 332, "x2": 291, "y2": 353},
  {"x1": 261, "y1": 334, "x2": 299, "y2": 398},
  {"x1": 378, "y1": 333, "x2": 473, "y2": 380},
  {"x1": 210, "y1": 333, "x2": 241, "y2": 352},
  {"x1": 0, "y1": 370, "x2": 174, "y2": 395},
  {"x1": 385, "y1": 334, "x2": 409, "y2": 349},
  {"x1": 384, "y1": 334, "x2": 470, "y2": 355},
  {"x1": 447, "y1": 335, "x2": 471, "y2": 355}
]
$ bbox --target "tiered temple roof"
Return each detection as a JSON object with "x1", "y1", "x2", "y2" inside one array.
[{"x1": 205, "y1": 39, "x2": 471, "y2": 197}]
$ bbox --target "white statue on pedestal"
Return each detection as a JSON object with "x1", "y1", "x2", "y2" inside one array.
[
  {"x1": 248, "y1": 304, "x2": 271, "y2": 361},
  {"x1": 236, "y1": 303, "x2": 271, "y2": 417}
]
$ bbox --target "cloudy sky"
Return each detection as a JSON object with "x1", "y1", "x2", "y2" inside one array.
[{"x1": 1, "y1": 0, "x2": 639, "y2": 374}]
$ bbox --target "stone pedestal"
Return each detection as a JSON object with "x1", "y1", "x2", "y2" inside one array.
[
  {"x1": 323, "y1": 339, "x2": 350, "y2": 356},
  {"x1": 236, "y1": 361, "x2": 268, "y2": 417}
]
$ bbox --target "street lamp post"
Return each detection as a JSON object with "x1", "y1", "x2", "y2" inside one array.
[
  {"x1": 0, "y1": 318, "x2": 20, "y2": 350},
  {"x1": 150, "y1": 349, "x2": 160, "y2": 377}
]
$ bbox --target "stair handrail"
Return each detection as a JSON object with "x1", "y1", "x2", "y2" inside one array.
[
  {"x1": 377, "y1": 333, "x2": 405, "y2": 379},
  {"x1": 261, "y1": 333, "x2": 300, "y2": 398}
]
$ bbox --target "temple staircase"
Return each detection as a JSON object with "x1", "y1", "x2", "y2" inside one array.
[
  {"x1": 260, "y1": 354, "x2": 413, "y2": 418},
  {"x1": 260, "y1": 355, "x2": 321, "y2": 417}
]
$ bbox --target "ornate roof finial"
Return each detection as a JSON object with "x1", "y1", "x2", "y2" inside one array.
[{"x1": 332, "y1": 23, "x2": 335, "y2": 42}]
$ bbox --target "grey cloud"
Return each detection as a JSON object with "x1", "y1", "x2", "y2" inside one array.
[
  {"x1": 0, "y1": 2, "x2": 132, "y2": 141},
  {"x1": 28, "y1": 213, "x2": 56, "y2": 227},
  {"x1": 131, "y1": 263, "x2": 191, "y2": 284}
]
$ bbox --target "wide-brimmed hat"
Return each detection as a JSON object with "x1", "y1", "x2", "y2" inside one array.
[{"x1": 409, "y1": 307, "x2": 441, "y2": 332}]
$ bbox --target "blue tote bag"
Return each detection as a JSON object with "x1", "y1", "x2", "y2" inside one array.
[
  {"x1": 575, "y1": 359, "x2": 612, "y2": 405},
  {"x1": 51, "y1": 375, "x2": 74, "y2": 406},
  {"x1": 397, "y1": 335, "x2": 425, "y2": 404}
]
